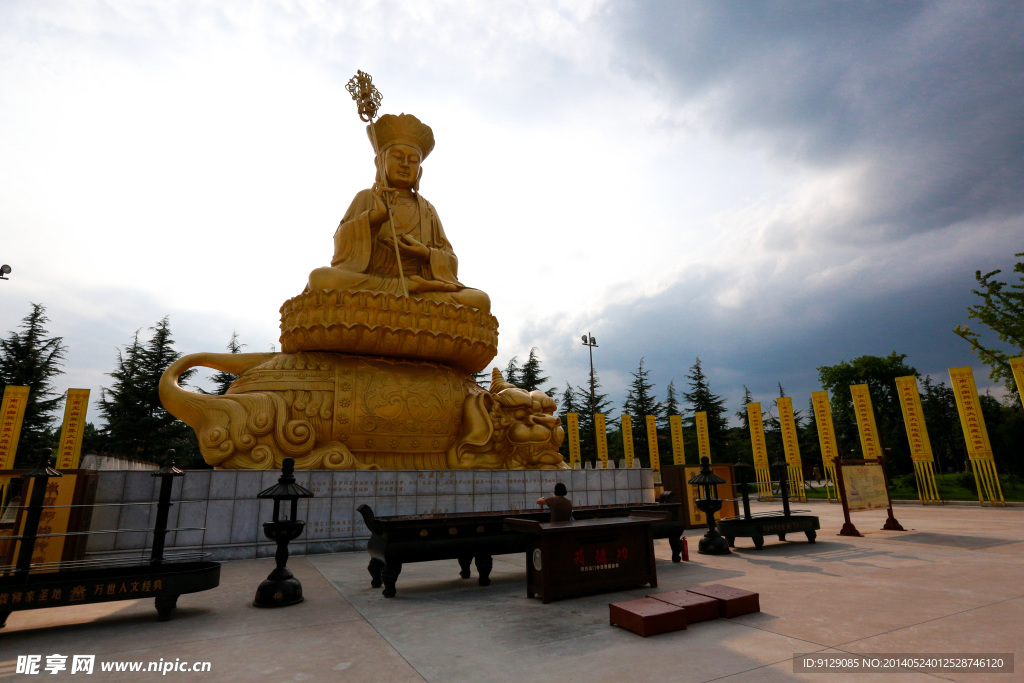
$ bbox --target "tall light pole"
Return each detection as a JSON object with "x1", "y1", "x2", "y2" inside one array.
[{"x1": 581, "y1": 333, "x2": 598, "y2": 465}]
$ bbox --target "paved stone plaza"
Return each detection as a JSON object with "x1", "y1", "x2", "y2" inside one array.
[{"x1": 2, "y1": 500, "x2": 1021, "y2": 681}]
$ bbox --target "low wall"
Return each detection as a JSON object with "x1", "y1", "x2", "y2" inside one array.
[{"x1": 85, "y1": 468, "x2": 657, "y2": 562}]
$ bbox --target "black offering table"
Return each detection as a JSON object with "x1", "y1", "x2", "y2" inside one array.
[
  {"x1": 503, "y1": 512, "x2": 665, "y2": 604},
  {"x1": 358, "y1": 502, "x2": 684, "y2": 598},
  {"x1": 716, "y1": 459, "x2": 819, "y2": 550}
]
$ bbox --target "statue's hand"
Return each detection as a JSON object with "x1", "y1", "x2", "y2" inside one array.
[
  {"x1": 396, "y1": 234, "x2": 430, "y2": 261},
  {"x1": 367, "y1": 188, "x2": 390, "y2": 227},
  {"x1": 408, "y1": 275, "x2": 459, "y2": 293}
]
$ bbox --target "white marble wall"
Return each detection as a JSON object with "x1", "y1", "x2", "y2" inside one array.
[{"x1": 84, "y1": 468, "x2": 656, "y2": 562}]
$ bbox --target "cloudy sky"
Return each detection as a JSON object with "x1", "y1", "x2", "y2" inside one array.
[{"x1": 2, "y1": 1, "x2": 1021, "y2": 425}]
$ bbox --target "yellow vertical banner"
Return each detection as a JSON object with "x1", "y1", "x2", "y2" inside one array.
[
  {"x1": 1011, "y1": 357, "x2": 1024, "y2": 402},
  {"x1": 850, "y1": 384, "x2": 883, "y2": 459},
  {"x1": 949, "y1": 366, "x2": 1004, "y2": 505},
  {"x1": 56, "y1": 389, "x2": 90, "y2": 470},
  {"x1": 810, "y1": 391, "x2": 839, "y2": 466},
  {"x1": 746, "y1": 402, "x2": 772, "y2": 501},
  {"x1": 747, "y1": 403, "x2": 768, "y2": 467},
  {"x1": 669, "y1": 415, "x2": 684, "y2": 465},
  {"x1": 894, "y1": 377, "x2": 940, "y2": 503},
  {"x1": 777, "y1": 396, "x2": 805, "y2": 502},
  {"x1": 645, "y1": 415, "x2": 660, "y2": 474},
  {"x1": 0, "y1": 385, "x2": 31, "y2": 470},
  {"x1": 695, "y1": 412, "x2": 711, "y2": 463},
  {"x1": 810, "y1": 391, "x2": 839, "y2": 501},
  {"x1": 566, "y1": 413, "x2": 580, "y2": 467},
  {"x1": 894, "y1": 377, "x2": 934, "y2": 462},
  {"x1": 948, "y1": 367, "x2": 993, "y2": 459},
  {"x1": 594, "y1": 413, "x2": 608, "y2": 468},
  {"x1": 621, "y1": 414, "x2": 634, "y2": 468}
]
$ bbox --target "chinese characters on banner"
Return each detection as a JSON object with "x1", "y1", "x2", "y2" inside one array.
[
  {"x1": 746, "y1": 401, "x2": 773, "y2": 500},
  {"x1": 669, "y1": 414, "x2": 684, "y2": 465},
  {"x1": 0, "y1": 385, "x2": 30, "y2": 469},
  {"x1": 777, "y1": 397, "x2": 802, "y2": 468},
  {"x1": 747, "y1": 402, "x2": 769, "y2": 467},
  {"x1": 850, "y1": 384, "x2": 882, "y2": 460},
  {"x1": 566, "y1": 413, "x2": 580, "y2": 467},
  {"x1": 56, "y1": 389, "x2": 90, "y2": 470},
  {"x1": 810, "y1": 391, "x2": 840, "y2": 466},
  {"x1": 594, "y1": 413, "x2": 608, "y2": 468},
  {"x1": 695, "y1": 412, "x2": 711, "y2": 463},
  {"x1": 894, "y1": 377, "x2": 935, "y2": 462},
  {"x1": 645, "y1": 415, "x2": 660, "y2": 474},
  {"x1": 777, "y1": 396, "x2": 806, "y2": 501},
  {"x1": 948, "y1": 367, "x2": 993, "y2": 460},
  {"x1": 620, "y1": 414, "x2": 634, "y2": 468}
]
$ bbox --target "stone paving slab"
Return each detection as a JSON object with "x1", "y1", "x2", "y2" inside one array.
[{"x1": 1, "y1": 499, "x2": 1021, "y2": 682}]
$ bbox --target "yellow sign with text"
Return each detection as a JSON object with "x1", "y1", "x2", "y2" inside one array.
[
  {"x1": 0, "y1": 386, "x2": 30, "y2": 470},
  {"x1": 56, "y1": 389, "x2": 91, "y2": 470},
  {"x1": 621, "y1": 414, "x2": 634, "y2": 468},
  {"x1": 810, "y1": 391, "x2": 839, "y2": 466},
  {"x1": 669, "y1": 415, "x2": 684, "y2": 465},
  {"x1": 747, "y1": 402, "x2": 768, "y2": 467},
  {"x1": 895, "y1": 377, "x2": 934, "y2": 462},
  {"x1": 695, "y1": 411, "x2": 710, "y2": 463},
  {"x1": 646, "y1": 415, "x2": 660, "y2": 473},
  {"x1": 777, "y1": 397, "x2": 802, "y2": 468},
  {"x1": 1010, "y1": 357, "x2": 1024, "y2": 404},
  {"x1": 948, "y1": 367, "x2": 993, "y2": 460},
  {"x1": 595, "y1": 413, "x2": 608, "y2": 468},
  {"x1": 850, "y1": 384, "x2": 882, "y2": 459},
  {"x1": 566, "y1": 413, "x2": 580, "y2": 467}
]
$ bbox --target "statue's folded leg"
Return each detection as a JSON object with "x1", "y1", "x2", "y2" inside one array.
[{"x1": 308, "y1": 266, "x2": 371, "y2": 292}]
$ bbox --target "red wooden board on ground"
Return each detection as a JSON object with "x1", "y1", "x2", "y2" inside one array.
[
  {"x1": 685, "y1": 584, "x2": 760, "y2": 618},
  {"x1": 609, "y1": 597, "x2": 687, "y2": 637},
  {"x1": 646, "y1": 589, "x2": 720, "y2": 623}
]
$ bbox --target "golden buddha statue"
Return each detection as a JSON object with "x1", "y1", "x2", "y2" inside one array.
[
  {"x1": 160, "y1": 108, "x2": 565, "y2": 471},
  {"x1": 308, "y1": 113, "x2": 490, "y2": 313}
]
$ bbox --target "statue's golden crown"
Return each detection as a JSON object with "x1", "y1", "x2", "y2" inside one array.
[{"x1": 368, "y1": 113, "x2": 435, "y2": 158}]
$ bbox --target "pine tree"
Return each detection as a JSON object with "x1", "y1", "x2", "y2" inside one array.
[
  {"x1": 736, "y1": 385, "x2": 754, "y2": 432},
  {"x1": 517, "y1": 347, "x2": 553, "y2": 395},
  {"x1": 210, "y1": 331, "x2": 244, "y2": 395},
  {"x1": 503, "y1": 357, "x2": 521, "y2": 386},
  {"x1": 100, "y1": 317, "x2": 200, "y2": 466},
  {"x1": 681, "y1": 357, "x2": 729, "y2": 460},
  {"x1": 0, "y1": 303, "x2": 68, "y2": 467},
  {"x1": 622, "y1": 358, "x2": 661, "y2": 467}
]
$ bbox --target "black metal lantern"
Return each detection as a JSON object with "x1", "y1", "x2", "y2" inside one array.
[
  {"x1": 253, "y1": 457, "x2": 313, "y2": 607},
  {"x1": 687, "y1": 456, "x2": 731, "y2": 555}
]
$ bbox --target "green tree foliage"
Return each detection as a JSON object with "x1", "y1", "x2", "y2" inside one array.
[
  {"x1": 817, "y1": 352, "x2": 918, "y2": 474},
  {"x1": 661, "y1": 380, "x2": 681, "y2": 426},
  {"x1": 503, "y1": 356, "x2": 521, "y2": 386},
  {"x1": 954, "y1": 252, "x2": 1024, "y2": 402},
  {"x1": 517, "y1": 347, "x2": 558, "y2": 401},
  {"x1": 682, "y1": 357, "x2": 729, "y2": 462},
  {"x1": 622, "y1": 358, "x2": 661, "y2": 467},
  {"x1": 919, "y1": 376, "x2": 965, "y2": 473},
  {"x1": 99, "y1": 317, "x2": 201, "y2": 466},
  {"x1": 732, "y1": 385, "x2": 755, "y2": 464},
  {"x1": 0, "y1": 303, "x2": 68, "y2": 466},
  {"x1": 210, "y1": 331, "x2": 244, "y2": 396}
]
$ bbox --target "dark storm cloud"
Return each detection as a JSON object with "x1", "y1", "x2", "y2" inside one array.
[{"x1": 608, "y1": 1, "x2": 1024, "y2": 237}]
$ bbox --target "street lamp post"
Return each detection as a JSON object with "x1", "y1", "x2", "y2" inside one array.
[{"x1": 581, "y1": 333, "x2": 598, "y2": 467}]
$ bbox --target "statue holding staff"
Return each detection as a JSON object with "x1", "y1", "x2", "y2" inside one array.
[{"x1": 308, "y1": 73, "x2": 490, "y2": 312}]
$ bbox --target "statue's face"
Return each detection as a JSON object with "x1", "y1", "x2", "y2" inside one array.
[{"x1": 382, "y1": 143, "x2": 422, "y2": 190}]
